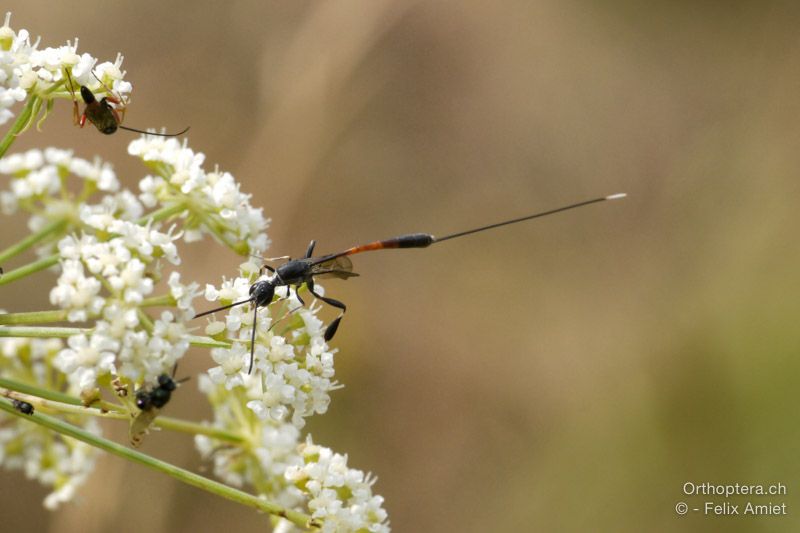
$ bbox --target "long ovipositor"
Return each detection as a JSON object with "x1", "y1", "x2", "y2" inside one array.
[{"x1": 195, "y1": 193, "x2": 627, "y2": 374}]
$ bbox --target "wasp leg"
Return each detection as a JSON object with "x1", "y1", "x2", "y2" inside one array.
[
  {"x1": 294, "y1": 285, "x2": 305, "y2": 306},
  {"x1": 304, "y1": 240, "x2": 316, "y2": 258},
  {"x1": 64, "y1": 69, "x2": 80, "y2": 126},
  {"x1": 91, "y1": 69, "x2": 128, "y2": 123},
  {"x1": 104, "y1": 92, "x2": 122, "y2": 105},
  {"x1": 110, "y1": 105, "x2": 122, "y2": 126},
  {"x1": 268, "y1": 304, "x2": 305, "y2": 334},
  {"x1": 307, "y1": 279, "x2": 346, "y2": 341}
]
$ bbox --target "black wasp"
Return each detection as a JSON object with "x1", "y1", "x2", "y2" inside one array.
[
  {"x1": 196, "y1": 193, "x2": 627, "y2": 374},
  {"x1": 65, "y1": 70, "x2": 189, "y2": 137},
  {"x1": 129, "y1": 370, "x2": 187, "y2": 447}
]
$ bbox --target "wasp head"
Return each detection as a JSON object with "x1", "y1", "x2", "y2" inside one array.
[
  {"x1": 157, "y1": 374, "x2": 176, "y2": 391},
  {"x1": 249, "y1": 280, "x2": 276, "y2": 307},
  {"x1": 80, "y1": 85, "x2": 96, "y2": 104}
]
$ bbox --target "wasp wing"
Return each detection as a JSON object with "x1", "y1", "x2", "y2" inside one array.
[
  {"x1": 311, "y1": 256, "x2": 359, "y2": 279},
  {"x1": 129, "y1": 408, "x2": 160, "y2": 447}
]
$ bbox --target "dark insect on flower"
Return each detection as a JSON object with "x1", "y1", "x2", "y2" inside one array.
[
  {"x1": 64, "y1": 69, "x2": 189, "y2": 137},
  {"x1": 197, "y1": 194, "x2": 627, "y2": 374},
  {"x1": 129, "y1": 370, "x2": 187, "y2": 447},
  {"x1": 12, "y1": 399, "x2": 34, "y2": 415}
]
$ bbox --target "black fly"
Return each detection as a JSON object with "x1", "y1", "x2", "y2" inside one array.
[
  {"x1": 129, "y1": 370, "x2": 187, "y2": 447},
  {"x1": 12, "y1": 399, "x2": 34, "y2": 415}
]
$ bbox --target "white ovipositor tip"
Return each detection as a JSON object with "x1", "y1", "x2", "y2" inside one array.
[{"x1": 605, "y1": 193, "x2": 627, "y2": 200}]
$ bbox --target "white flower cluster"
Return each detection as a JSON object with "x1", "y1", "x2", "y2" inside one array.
[
  {"x1": 195, "y1": 375, "x2": 390, "y2": 533},
  {"x1": 129, "y1": 136, "x2": 269, "y2": 253},
  {"x1": 195, "y1": 374, "x2": 305, "y2": 505},
  {"x1": 285, "y1": 438, "x2": 389, "y2": 533},
  {"x1": 0, "y1": 415, "x2": 100, "y2": 509},
  {"x1": 0, "y1": 12, "x2": 131, "y2": 126},
  {"x1": 0, "y1": 336, "x2": 64, "y2": 381},
  {"x1": 0, "y1": 337, "x2": 100, "y2": 509},
  {"x1": 0, "y1": 146, "x2": 204, "y2": 388},
  {"x1": 50, "y1": 229, "x2": 195, "y2": 388},
  {"x1": 0, "y1": 147, "x2": 126, "y2": 243},
  {"x1": 201, "y1": 270, "x2": 339, "y2": 428},
  {"x1": 194, "y1": 265, "x2": 390, "y2": 530},
  {"x1": 1, "y1": 16, "x2": 391, "y2": 524}
]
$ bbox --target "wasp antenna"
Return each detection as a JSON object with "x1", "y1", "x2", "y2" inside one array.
[
  {"x1": 248, "y1": 303, "x2": 258, "y2": 374},
  {"x1": 194, "y1": 298, "x2": 254, "y2": 318},
  {"x1": 90, "y1": 69, "x2": 104, "y2": 85},
  {"x1": 118, "y1": 125, "x2": 190, "y2": 137},
  {"x1": 605, "y1": 193, "x2": 627, "y2": 200}
]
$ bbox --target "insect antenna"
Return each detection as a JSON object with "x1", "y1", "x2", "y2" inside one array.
[
  {"x1": 117, "y1": 125, "x2": 191, "y2": 137},
  {"x1": 195, "y1": 297, "x2": 264, "y2": 374},
  {"x1": 246, "y1": 291, "x2": 305, "y2": 374},
  {"x1": 168, "y1": 363, "x2": 191, "y2": 385},
  {"x1": 248, "y1": 303, "x2": 258, "y2": 374},
  {"x1": 89, "y1": 71, "x2": 190, "y2": 137},
  {"x1": 64, "y1": 69, "x2": 82, "y2": 124},
  {"x1": 194, "y1": 297, "x2": 254, "y2": 319}
]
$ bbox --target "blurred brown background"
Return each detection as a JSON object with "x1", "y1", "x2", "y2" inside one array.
[{"x1": 2, "y1": 1, "x2": 800, "y2": 531}]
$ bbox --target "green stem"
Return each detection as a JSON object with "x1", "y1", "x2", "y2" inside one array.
[
  {"x1": 0, "y1": 377, "x2": 242, "y2": 443},
  {"x1": 0, "y1": 311, "x2": 232, "y2": 348},
  {"x1": 0, "y1": 297, "x2": 178, "y2": 324},
  {"x1": 0, "y1": 218, "x2": 68, "y2": 265},
  {"x1": 0, "y1": 310, "x2": 68, "y2": 325},
  {"x1": 0, "y1": 376, "x2": 79, "y2": 405},
  {"x1": 136, "y1": 308, "x2": 154, "y2": 334},
  {"x1": 0, "y1": 254, "x2": 59, "y2": 285},
  {"x1": 0, "y1": 398, "x2": 319, "y2": 529},
  {"x1": 0, "y1": 325, "x2": 89, "y2": 338},
  {"x1": 0, "y1": 95, "x2": 39, "y2": 158},
  {"x1": 191, "y1": 206, "x2": 246, "y2": 254},
  {"x1": 0, "y1": 302, "x2": 174, "y2": 324},
  {"x1": 137, "y1": 202, "x2": 187, "y2": 225},
  {"x1": 2, "y1": 388, "x2": 124, "y2": 419},
  {"x1": 141, "y1": 294, "x2": 176, "y2": 307},
  {"x1": 156, "y1": 416, "x2": 244, "y2": 443},
  {"x1": 188, "y1": 335, "x2": 232, "y2": 349}
]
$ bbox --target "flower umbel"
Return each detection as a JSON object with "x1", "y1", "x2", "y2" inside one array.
[
  {"x1": 0, "y1": 12, "x2": 131, "y2": 140},
  {"x1": 129, "y1": 136, "x2": 269, "y2": 253},
  {"x1": 197, "y1": 375, "x2": 390, "y2": 532},
  {"x1": 286, "y1": 438, "x2": 389, "y2": 533},
  {"x1": 0, "y1": 11, "x2": 390, "y2": 530},
  {"x1": 0, "y1": 337, "x2": 100, "y2": 509},
  {"x1": 200, "y1": 267, "x2": 339, "y2": 428}
]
